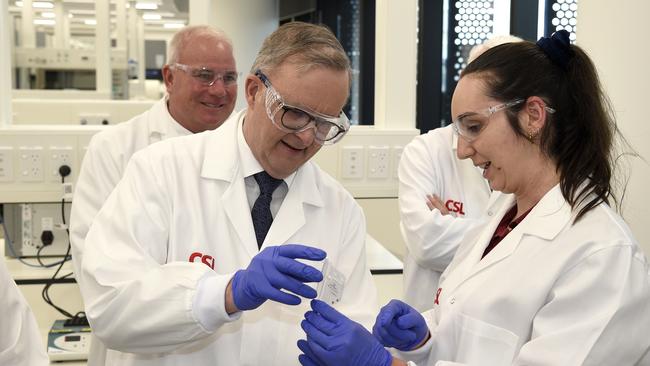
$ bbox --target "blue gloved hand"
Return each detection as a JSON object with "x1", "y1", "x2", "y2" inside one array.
[
  {"x1": 372, "y1": 299, "x2": 429, "y2": 351},
  {"x1": 297, "y1": 299, "x2": 392, "y2": 366},
  {"x1": 231, "y1": 244, "x2": 326, "y2": 311}
]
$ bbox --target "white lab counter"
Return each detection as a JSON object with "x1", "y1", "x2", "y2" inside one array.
[{"x1": 366, "y1": 234, "x2": 403, "y2": 274}]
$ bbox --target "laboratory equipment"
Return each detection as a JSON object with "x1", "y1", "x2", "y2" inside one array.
[{"x1": 47, "y1": 319, "x2": 91, "y2": 361}]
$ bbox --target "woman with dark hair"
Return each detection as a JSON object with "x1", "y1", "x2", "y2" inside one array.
[{"x1": 297, "y1": 31, "x2": 650, "y2": 366}]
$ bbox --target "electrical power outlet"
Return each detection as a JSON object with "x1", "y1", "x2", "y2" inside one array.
[
  {"x1": 48, "y1": 146, "x2": 74, "y2": 182},
  {"x1": 367, "y1": 146, "x2": 390, "y2": 179},
  {"x1": 341, "y1": 146, "x2": 365, "y2": 179},
  {"x1": 0, "y1": 146, "x2": 14, "y2": 182},
  {"x1": 18, "y1": 146, "x2": 44, "y2": 182}
]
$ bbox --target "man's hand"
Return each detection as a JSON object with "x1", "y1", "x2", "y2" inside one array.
[
  {"x1": 298, "y1": 299, "x2": 392, "y2": 366},
  {"x1": 229, "y1": 245, "x2": 326, "y2": 312}
]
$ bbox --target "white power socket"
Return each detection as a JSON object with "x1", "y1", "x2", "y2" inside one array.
[
  {"x1": 367, "y1": 146, "x2": 390, "y2": 179},
  {"x1": 18, "y1": 146, "x2": 44, "y2": 182},
  {"x1": 48, "y1": 146, "x2": 74, "y2": 182},
  {"x1": 341, "y1": 146, "x2": 365, "y2": 179}
]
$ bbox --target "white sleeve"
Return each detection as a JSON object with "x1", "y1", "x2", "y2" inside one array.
[
  {"x1": 70, "y1": 133, "x2": 126, "y2": 282},
  {"x1": 79, "y1": 152, "x2": 238, "y2": 354},
  {"x1": 398, "y1": 136, "x2": 483, "y2": 271},
  {"x1": 0, "y1": 259, "x2": 49, "y2": 366}
]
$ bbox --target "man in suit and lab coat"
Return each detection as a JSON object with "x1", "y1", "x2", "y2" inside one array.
[{"x1": 76, "y1": 21, "x2": 377, "y2": 366}]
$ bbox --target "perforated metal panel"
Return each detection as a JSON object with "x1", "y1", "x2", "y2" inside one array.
[
  {"x1": 548, "y1": 0, "x2": 578, "y2": 42},
  {"x1": 439, "y1": 0, "x2": 497, "y2": 125},
  {"x1": 451, "y1": 0, "x2": 496, "y2": 82}
]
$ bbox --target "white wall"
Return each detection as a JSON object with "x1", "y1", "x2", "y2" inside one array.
[
  {"x1": 577, "y1": 1, "x2": 650, "y2": 256},
  {"x1": 189, "y1": 0, "x2": 278, "y2": 113}
]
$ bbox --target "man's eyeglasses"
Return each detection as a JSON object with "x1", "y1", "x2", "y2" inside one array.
[
  {"x1": 255, "y1": 70, "x2": 350, "y2": 145},
  {"x1": 172, "y1": 63, "x2": 239, "y2": 87},
  {"x1": 452, "y1": 99, "x2": 556, "y2": 141}
]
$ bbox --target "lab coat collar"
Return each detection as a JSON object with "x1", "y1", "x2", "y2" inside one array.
[
  {"x1": 200, "y1": 109, "x2": 244, "y2": 181},
  {"x1": 199, "y1": 109, "x2": 323, "y2": 207},
  {"x1": 146, "y1": 96, "x2": 193, "y2": 143},
  {"x1": 200, "y1": 109, "x2": 325, "y2": 256},
  {"x1": 460, "y1": 184, "x2": 572, "y2": 283}
]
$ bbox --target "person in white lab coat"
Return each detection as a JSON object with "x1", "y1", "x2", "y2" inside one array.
[
  {"x1": 298, "y1": 30, "x2": 650, "y2": 366},
  {"x1": 69, "y1": 25, "x2": 237, "y2": 365},
  {"x1": 0, "y1": 258, "x2": 49, "y2": 366},
  {"x1": 399, "y1": 35, "x2": 522, "y2": 312},
  {"x1": 77, "y1": 22, "x2": 377, "y2": 366}
]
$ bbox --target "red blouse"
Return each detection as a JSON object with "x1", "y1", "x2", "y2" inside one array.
[{"x1": 482, "y1": 204, "x2": 534, "y2": 259}]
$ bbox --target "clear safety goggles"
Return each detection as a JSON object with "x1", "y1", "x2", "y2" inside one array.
[
  {"x1": 172, "y1": 63, "x2": 239, "y2": 87},
  {"x1": 452, "y1": 99, "x2": 556, "y2": 141},
  {"x1": 255, "y1": 70, "x2": 350, "y2": 145}
]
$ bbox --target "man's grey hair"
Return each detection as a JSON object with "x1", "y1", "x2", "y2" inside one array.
[
  {"x1": 251, "y1": 22, "x2": 351, "y2": 82},
  {"x1": 467, "y1": 34, "x2": 524, "y2": 64},
  {"x1": 167, "y1": 25, "x2": 233, "y2": 65}
]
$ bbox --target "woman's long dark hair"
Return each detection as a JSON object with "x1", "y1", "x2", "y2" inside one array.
[{"x1": 462, "y1": 42, "x2": 622, "y2": 221}]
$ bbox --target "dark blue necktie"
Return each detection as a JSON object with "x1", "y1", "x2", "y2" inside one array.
[{"x1": 252, "y1": 171, "x2": 283, "y2": 249}]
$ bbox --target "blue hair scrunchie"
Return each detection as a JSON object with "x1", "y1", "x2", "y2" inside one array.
[{"x1": 536, "y1": 30, "x2": 573, "y2": 70}]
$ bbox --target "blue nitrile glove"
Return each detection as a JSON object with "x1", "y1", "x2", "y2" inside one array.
[
  {"x1": 231, "y1": 244, "x2": 326, "y2": 311},
  {"x1": 372, "y1": 299, "x2": 429, "y2": 351},
  {"x1": 297, "y1": 299, "x2": 392, "y2": 366}
]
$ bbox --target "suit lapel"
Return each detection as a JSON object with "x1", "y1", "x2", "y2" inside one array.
[
  {"x1": 200, "y1": 111, "x2": 259, "y2": 258},
  {"x1": 263, "y1": 163, "x2": 324, "y2": 248}
]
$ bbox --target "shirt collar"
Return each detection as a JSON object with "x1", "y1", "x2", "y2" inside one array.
[
  {"x1": 237, "y1": 116, "x2": 296, "y2": 187},
  {"x1": 149, "y1": 96, "x2": 193, "y2": 139}
]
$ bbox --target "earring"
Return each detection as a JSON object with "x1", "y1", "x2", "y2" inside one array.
[{"x1": 527, "y1": 130, "x2": 538, "y2": 143}]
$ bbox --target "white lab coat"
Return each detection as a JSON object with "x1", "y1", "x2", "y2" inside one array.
[
  {"x1": 0, "y1": 258, "x2": 49, "y2": 366},
  {"x1": 398, "y1": 125, "x2": 491, "y2": 311},
  {"x1": 79, "y1": 110, "x2": 378, "y2": 365},
  {"x1": 397, "y1": 187, "x2": 650, "y2": 365},
  {"x1": 70, "y1": 97, "x2": 192, "y2": 365}
]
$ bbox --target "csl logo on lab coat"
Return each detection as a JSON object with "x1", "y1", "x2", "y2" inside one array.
[
  {"x1": 445, "y1": 199, "x2": 466, "y2": 215},
  {"x1": 189, "y1": 252, "x2": 215, "y2": 269}
]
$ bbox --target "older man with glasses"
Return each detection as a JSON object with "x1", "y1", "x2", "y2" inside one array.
[
  {"x1": 69, "y1": 25, "x2": 237, "y2": 366},
  {"x1": 75, "y1": 22, "x2": 377, "y2": 366}
]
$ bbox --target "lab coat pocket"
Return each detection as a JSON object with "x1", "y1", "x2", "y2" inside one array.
[{"x1": 453, "y1": 313, "x2": 519, "y2": 366}]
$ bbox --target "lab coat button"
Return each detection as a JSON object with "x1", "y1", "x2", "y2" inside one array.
[
  {"x1": 488, "y1": 211, "x2": 493, "y2": 216},
  {"x1": 450, "y1": 297, "x2": 455, "y2": 304}
]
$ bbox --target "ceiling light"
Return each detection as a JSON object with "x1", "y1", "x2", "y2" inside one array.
[
  {"x1": 41, "y1": 12, "x2": 55, "y2": 18},
  {"x1": 69, "y1": 9, "x2": 94, "y2": 15},
  {"x1": 164, "y1": 23, "x2": 184, "y2": 29},
  {"x1": 15, "y1": 1, "x2": 23, "y2": 6},
  {"x1": 142, "y1": 13, "x2": 162, "y2": 20},
  {"x1": 33, "y1": 1, "x2": 54, "y2": 9},
  {"x1": 135, "y1": 2, "x2": 158, "y2": 10},
  {"x1": 84, "y1": 19, "x2": 97, "y2": 25},
  {"x1": 34, "y1": 19, "x2": 55, "y2": 25}
]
